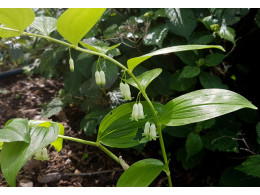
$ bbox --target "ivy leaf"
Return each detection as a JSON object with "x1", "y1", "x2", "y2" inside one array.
[
  {"x1": 236, "y1": 155, "x2": 260, "y2": 178},
  {"x1": 41, "y1": 98, "x2": 63, "y2": 118},
  {"x1": 218, "y1": 24, "x2": 236, "y2": 45},
  {"x1": 31, "y1": 16, "x2": 57, "y2": 36},
  {"x1": 117, "y1": 159, "x2": 165, "y2": 187},
  {"x1": 158, "y1": 89, "x2": 257, "y2": 126},
  {"x1": 185, "y1": 132, "x2": 203, "y2": 160},
  {"x1": 0, "y1": 120, "x2": 61, "y2": 186},
  {"x1": 143, "y1": 24, "x2": 168, "y2": 48},
  {"x1": 0, "y1": 8, "x2": 35, "y2": 38},
  {"x1": 127, "y1": 45, "x2": 225, "y2": 72},
  {"x1": 57, "y1": 8, "x2": 106, "y2": 46},
  {"x1": 126, "y1": 68, "x2": 162, "y2": 91},
  {"x1": 205, "y1": 53, "x2": 226, "y2": 67},
  {"x1": 165, "y1": 8, "x2": 197, "y2": 39},
  {"x1": 199, "y1": 72, "x2": 228, "y2": 89},
  {"x1": 179, "y1": 66, "x2": 201, "y2": 79}
]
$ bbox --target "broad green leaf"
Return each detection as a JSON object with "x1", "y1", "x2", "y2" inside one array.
[
  {"x1": 195, "y1": 118, "x2": 216, "y2": 131},
  {"x1": 97, "y1": 101, "x2": 163, "y2": 148},
  {"x1": 218, "y1": 24, "x2": 236, "y2": 45},
  {"x1": 236, "y1": 155, "x2": 260, "y2": 178},
  {"x1": 169, "y1": 70, "x2": 197, "y2": 91},
  {"x1": 143, "y1": 24, "x2": 168, "y2": 48},
  {"x1": 199, "y1": 72, "x2": 228, "y2": 89},
  {"x1": 1, "y1": 120, "x2": 60, "y2": 186},
  {"x1": 0, "y1": 118, "x2": 29, "y2": 143},
  {"x1": 41, "y1": 98, "x2": 63, "y2": 118},
  {"x1": 31, "y1": 16, "x2": 57, "y2": 36},
  {"x1": 126, "y1": 68, "x2": 162, "y2": 91},
  {"x1": 185, "y1": 132, "x2": 203, "y2": 160},
  {"x1": 127, "y1": 45, "x2": 225, "y2": 72},
  {"x1": 164, "y1": 124, "x2": 194, "y2": 138},
  {"x1": 0, "y1": 8, "x2": 35, "y2": 38},
  {"x1": 117, "y1": 159, "x2": 165, "y2": 187},
  {"x1": 158, "y1": 89, "x2": 257, "y2": 126},
  {"x1": 179, "y1": 66, "x2": 201, "y2": 79},
  {"x1": 205, "y1": 53, "x2": 226, "y2": 67},
  {"x1": 165, "y1": 8, "x2": 197, "y2": 39},
  {"x1": 57, "y1": 8, "x2": 106, "y2": 46},
  {"x1": 189, "y1": 31, "x2": 214, "y2": 45}
]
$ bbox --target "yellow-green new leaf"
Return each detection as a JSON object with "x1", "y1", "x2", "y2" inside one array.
[
  {"x1": 57, "y1": 8, "x2": 106, "y2": 46},
  {"x1": 0, "y1": 8, "x2": 35, "y2": 38},
  {"x1": 127, "y1": 45, "x2": 225, "y2": 72}
]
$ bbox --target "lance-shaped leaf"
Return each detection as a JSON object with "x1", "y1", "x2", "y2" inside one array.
[
  {"x1": 127, "y1": 45, "x2": 225, "y2": 72},
  {"x1": 158, "y1": 89, "x2": 257, "y2": 126},
  {"x1": 0, "y1": 120, "x2": 61, "y2": 186},
  {"x1": 117, "y1": 159, "x2": 165, "y2": 187},
  {"x1": 97, "y1": 101, "x2": 163, "y2": 148},
  {"x1": 0, "y1": 8, "x2": 35, "y2": 38},
  {"x1": 31, "y1": 16, "x2": 57, "y2": 36},
  {"x1": 126, "y1": 68, "x2": 162, "y2": 91},
  {"x1": 57, "y1": 8, "x2": 106, "y2": 46},
  {"x1": 0, "y1": 118, "x2": 30, "y2": 143}
]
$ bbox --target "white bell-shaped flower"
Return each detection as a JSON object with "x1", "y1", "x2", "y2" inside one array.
[
  {"x1": 137, "y1": 102, "x2": 145, "y2": 119},
  {"x1": 131, "y1": 103, "x2": 139, "y2": 121},
  {"x1": 124, "y1": 83, "x2": 132, "y2": 100},
  {"x1": 120, "y1": 83, "x2": 126, "y2": 97},
  {"x1": 69, "y1": 58, "x2": 74, "y2": 72},
  {"x1": 34, "y1": 147, "x2": 49, "y2": 161},
  {"x1": 150, "y1": 124, "x2": 157, "y2": 141},
  {"x1": 143, "y1": 121, "x2": 150, "y2": 138},
  {"x1": 95, "y1": 71, "x2": 101, "y2": 86},
  {"x1": 100, "y1": 70, "x2": 106, "y2": 87}
]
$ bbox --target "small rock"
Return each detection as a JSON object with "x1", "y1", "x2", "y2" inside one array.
[{"x1": 19, "y1": 180, "x2": 33, "y2": 187}]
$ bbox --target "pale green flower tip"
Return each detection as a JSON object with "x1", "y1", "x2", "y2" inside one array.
[
  {"x1": 95, "y1": 71, "x2": 101, "y2": 86},
  {"x1": 69, "y1": 58, "x2": 74, "y2": 72},
  {"x1": 100, "y1": 70, "x2": 106, "y2": 87}
]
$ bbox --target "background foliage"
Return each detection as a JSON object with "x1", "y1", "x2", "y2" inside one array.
[{"x1": 1, "y1": 8, "x2": 260, "y2": 186}]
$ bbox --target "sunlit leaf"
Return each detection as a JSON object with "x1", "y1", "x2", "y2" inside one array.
[
  {"x1": 0, "y1": 8, "x2": 35, "y2": 38},
  {"x1": 117, "y1": 159, "x2": 165, "y2": 187},
  {"x1": 57, "y1": 8, "x2": 106, "y2": 46},
  {"x1": 158, "y1": 89, "x2": 257, "y2": 126},
  {"x1": 31, "y1": 16, "x2": 57, "y2": 36},
  {"x1": 127, "y1": 45, "x2": 225, "y2": 72}
]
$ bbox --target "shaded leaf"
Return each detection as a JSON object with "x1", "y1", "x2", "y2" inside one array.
[
  {"x1": 163, "y1": 124, "x2": 194, "y2": 138},
  {"x1": 179, "y1": 66, "x2": 201, "y2": 78},
  {"x1": 199, "y1": 72, "x2": 228, "y2": 89},
  {"x1": 169, "y1": 70, "x2": 197, "y2": 91},
  {"x1": 41, "y1": 98, "x2": 63, "y2": 118},
  {"x1": 236, "y1": 155, "x2": 260, "y2": 178},
  {"x1": 117, "y1": 159, "x2": 165, "y2": 187},
  {"x1": 31, "y1": 16, "x2": 57, "y2": 36},
  {"x1": 185, "y1": 132, "x2": 203, "y2": 160},
  {"x1": 158, "y1": 89, "x2": 257, "y2": 126},
  {"x1": 0, "y1": 8, "x2": 35, "y2": 38},
  {"x1": 57, "y1": 8, "x2": 106, "y2": 46},
  {"x1": 205, "y1": 53, "x2": 226, "y2": 67},
  {"x1": 256, "y1": 122, "x2": 260, "y2": 145},
  {"x1": 127, "y1": 45, "x2": 225, "y2": 72}
]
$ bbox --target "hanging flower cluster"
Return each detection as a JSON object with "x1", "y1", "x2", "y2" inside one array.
[
  {"x1": 131, "y1": 102, "x2": 145, "y2": 121},
  {"x1": 143, "y1": 121, "x2": 158, "y2": 141},
  {"x1": 95, "y1": 70, "x2": 106, "y2": 87},
  {"x1": 120, "y1": 82, "x2": 132, "y2": 101}
]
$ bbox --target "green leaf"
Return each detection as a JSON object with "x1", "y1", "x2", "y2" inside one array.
[
  {"x1": 199, "y1": 72, "x2": 228, "y2": 89},
  {"x1": 189, "y1": 31, "x2": 214, "y2": 45},
  {"x1": 143, "y1": 24, "x2": 168, "y2": 48},
  {"x1": 97, "y1": 101, "x2": 163, "y2": 148},
  {"x1": 218, "y1": 24, "x2": 236, "y2": 45},
  {"x1": 164, "y1": 124, "x2": 194, "y2": 138},
  {"x1": 0, "y1": 142, "x2": 2, "y2": 150},
  {"x1": 236, "y1": 155, "x2": 260, "y2": 178},
  {"x1": 165, "y1": 8, "x2": 197, "y2": 39},
  {"x1": 256, "y1": 122, "x2": 260, "y2": 145},
  {"x1": 205, "y1": 53, "x2": 226, "y2": 67},
  {"x1": 127, "y1": 45, "x2": 225, "y2": 72},
  {"x1": 0, "y1": 120, "x2": 60, "y2": 186},
  {"x1": 179, "y1": 66, "x2": 201, "y2": 79},
  {"x1": 126, "y1": 68, "x2": 162, "y2": 91},
  {"x1": 41, "y1": 98, "x2": 63, "y2": 118},
  {"x1": 185, "y1": 132, "x2": 203, "y2": 160},
  {"x1": 169, "y1": 70, "x2": 197, "y2": 91},
  {"x1": 158, "y1": 89, "x2": 257, "y2": 126},
  {"x1": 31, "y1": 16, "x2": 57, "y2": 36},
  {"x1": 51, "y1": 123, "x2": 64, "y2": 152},
  {"x1": 0, "y1": 118, "x2": 30, "y2": 143},
  {"x1": 117, "y1": 159, "x2": 165, "y2": 187},
  {"x1": 196, "y1": 118, "x2": 216, "y2": 131},
  {"x1": 0, "y1": 8, "x2": 35, "y2": 38},
  {"x1": 151, "y1": 70, "x2": 174, "y2": 96},
  {"x1": 57, "y1": 8, "x2": 106, "y2": 46}
]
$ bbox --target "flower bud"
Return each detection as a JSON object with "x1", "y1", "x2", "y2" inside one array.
[
  {"x1": 124, "y1": 83, "x2": 132, "y2": 101},
  {"x1": 144, "y1": 121, "x2": 150, "y2": 138},
  {"x1": 69, "y1": 58, "x2": 74, "y2": 72},
  {"x1": 120, "y1": 83, "x2": 126, "y2": 98},
  {"x1": 95, "y1": 71, "x2": 101, "y2": 86},
  {"x1": 100, "y1": 70, "x2": 106, "y2": 87},
  {"x1": 150, "y1": 124, "x2": 157, "y2": 140},
  {"x1": 138, "y1": 102, "x2": 145, "y2": 119},
  {"x1": 131, "y1": 103, "x2": 139, "y2": 121}
]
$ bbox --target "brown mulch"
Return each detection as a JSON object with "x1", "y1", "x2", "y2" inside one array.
[{"x1": 0, "y1": 74, "x2": 168, "y2": 187}]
